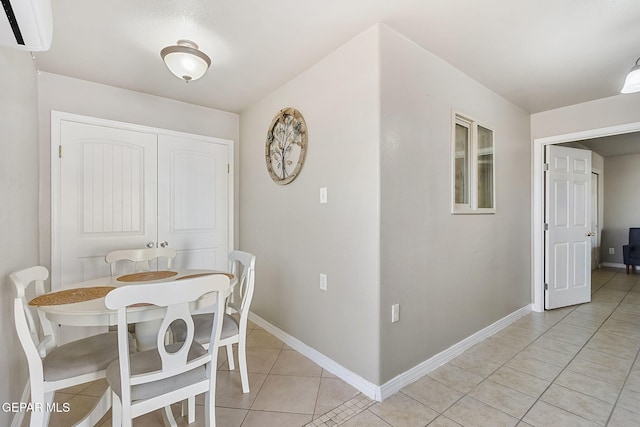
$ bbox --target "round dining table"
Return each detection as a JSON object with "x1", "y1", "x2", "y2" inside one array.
[{"x1": 32, "y1": 269, "x2": 235, "y2": 350}]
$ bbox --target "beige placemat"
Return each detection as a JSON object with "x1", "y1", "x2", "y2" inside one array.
[
  {"x1": 116, "y1": 270, "x2": 178, "y2": 282},
  {"x1": 175, "y1": 272, "x2": 235, "y2": 280},
  {"x1": 29, "y1": 287, "x2": 116, "y2": 306}
]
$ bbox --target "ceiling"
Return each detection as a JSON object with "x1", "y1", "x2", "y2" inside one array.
[
  {"x1": 576, "y1": 132, "x2": 640, "y2": 157},
  {"x1": 31, "y1": 0, "x2": 640, "y2": 114}
]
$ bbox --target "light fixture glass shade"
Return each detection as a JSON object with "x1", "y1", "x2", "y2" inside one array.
[
  {"x1": 621, "y1": 58, "x2": 640, "y2": 94},
  {"x1": 161, "y1": 40, "x2": 211, "y2": 83}
]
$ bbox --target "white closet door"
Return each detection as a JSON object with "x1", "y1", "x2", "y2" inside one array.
[
  {"x1": 55, "y1": 120, "x2": 158, "y2": 289},
  {"x1": 157, "y1": 134, "x2": 229, "y2": 270}
]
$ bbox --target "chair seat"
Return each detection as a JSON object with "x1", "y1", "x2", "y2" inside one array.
[
  {"x1": 43, "y1": 331, "x2": 132, "y2": 381},
  {"x1": 173, "y1": 313, "x2": 239, "y2": 344},
  {"x1": 106, "y1": 342, "x2": 207, "y2": 401}
]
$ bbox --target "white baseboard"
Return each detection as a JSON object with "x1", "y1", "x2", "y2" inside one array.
[
  {"x1": 601, "y1": 262, "x2": 626, "y2": 269},
  {"x1": 249, "y1": 304, "x2": 532, "y2": 402}
]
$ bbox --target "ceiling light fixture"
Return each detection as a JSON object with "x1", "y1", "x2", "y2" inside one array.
[
  {"x1": 621, "y1": 57, "x2": 640, "y2": 94},
  {"x1": 160, "y1": 39, "x2": 211, "y2": 83}
]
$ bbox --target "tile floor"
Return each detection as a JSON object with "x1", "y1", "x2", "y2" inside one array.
[{"x1": 41, "y1": 268, "x2": 640, "y2": 426}]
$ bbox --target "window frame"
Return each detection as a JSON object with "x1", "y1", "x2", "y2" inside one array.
[{"x1": 451, "y1": 112, "x2": 496, "y2": 214}]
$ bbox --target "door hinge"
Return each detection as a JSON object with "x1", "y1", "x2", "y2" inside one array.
[
  {"x1": 58, "y1": 145, "x2": 62, "y2": 158},
  {"x1": 227, "y1": 163, "x2": 230, "y2": 173},
  {"x1": 543, "y1": 163, "x2": 549, "y2": 171},
  {"x1": 544, "y1": 223, "x2": 549, "y2": 231},
  {"x1": 544, "y1": 283, "x2": 548, "y2": 290}
]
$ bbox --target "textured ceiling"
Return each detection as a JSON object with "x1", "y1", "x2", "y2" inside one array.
[{"x1": 32, "y1": 0, "x2": 640, "y2": 114}]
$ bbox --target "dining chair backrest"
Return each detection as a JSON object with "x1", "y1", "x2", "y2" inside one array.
[
  {"x1": 227, "y1": 250, "x2": 256, "y2": 318},
  {"x1": 104, "y1": 274, "x2": 231, "y2": 426},
  {"x1": 10, "y1": 266, "x2": 57, "y2": 360},
  {"x1": 105, "y1": 247, "x2": 177, "y2": 276}
]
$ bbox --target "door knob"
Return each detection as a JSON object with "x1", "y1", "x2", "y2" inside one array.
[
  {"x1": 160, "y1": 241, "x2": 169, "y2": 248},
  {"x1": 586, "y1": 231, "x2": 596, "y2": 237},
  {"x1": 146, "y1": 241, "x2": 155, "y2": 248}
]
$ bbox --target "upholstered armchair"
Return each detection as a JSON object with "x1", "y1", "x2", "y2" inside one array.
[{"x1": 623, "y1": 228, "x2": 640, "y2": 274}]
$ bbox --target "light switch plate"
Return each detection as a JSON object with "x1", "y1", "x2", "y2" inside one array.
[{"x1": 320, "y1": 187, "x2": 328, "y2": 204}]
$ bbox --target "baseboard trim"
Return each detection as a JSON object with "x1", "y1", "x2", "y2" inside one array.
[
  {"x1": 249, "y1": 303, "x2": 532, "y2": 402},
  {"x1": 378, "y1": 304, "x2": 532, "y2": 400},
  {"x1": 601, "y1": 262, "x2": 626, "y2": 269}
]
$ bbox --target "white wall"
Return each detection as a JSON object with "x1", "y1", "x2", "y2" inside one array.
[
  {"x1": 378, "y1": 25, "x2": 532, "y2": 382},
  {"x1": 37, "y1": 73, "x2": 240, "y2": 271},
  {"x1": 0, "y1": 47, "x2": 39, "y2": 426},
  {"x1": 601, "y1": 153, "x2": 640, "y2": 265},
  {"x1": 239, "y1": 26, "x2": 381, "y2": 383}
]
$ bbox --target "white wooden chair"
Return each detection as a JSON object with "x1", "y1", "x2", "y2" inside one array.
[
  {"x1": 10, "y1": 266, "x2": 125, "y2": 427},
  {"x1": 104, "y1": 274, "x2": 231, "y2": 427},
  {"x1": 173, "y1": 250, "x2": 256, "y2": 393},
  {"x1": 105, "y1": 247, "x2": 177, "y2": 276}
]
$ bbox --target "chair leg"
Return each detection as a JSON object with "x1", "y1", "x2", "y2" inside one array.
[
  {"x1": 204, "y1": 390, "x2": 215, "y2": 427},
  {"x1": 226, "y1": 344, "x2": 235, "y2": 370},
  {"x1": 111, "y1": 392, "x2": 122, "y2": 427},
  {"x1": 238, "y1": 337, "x2": 249, "y2": 393},
  {"x1": 10, "y1": 380, "x2": 29, "y2": 427},
  {"x1": 627, "y1": 264, "x2": 630, "y2": 274}
]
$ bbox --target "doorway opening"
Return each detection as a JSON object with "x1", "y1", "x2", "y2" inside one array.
[{"x1": 532, "y1": 121, "x2": 640, "y2": 312}]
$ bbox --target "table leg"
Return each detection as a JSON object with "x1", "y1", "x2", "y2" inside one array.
[{"x1": 134, "y1": 319, "x2": 164, "y2": 351}]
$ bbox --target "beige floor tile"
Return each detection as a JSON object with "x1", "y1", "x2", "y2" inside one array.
[
  {"x1": 468, "y1": 379, "x2": 536, "y2": 419},
  {"x1": 48, "y1": 394, "x2": 100, "y2": 427},
  {"x1": 624, "y1": 368, "x2": 640, "y2": 393},
  {"x1": 449, "y1": 351, "x2": 502, "y2": 377},
  {"x1": 600, "y1": 318, "x2": 640, "y2": 341},
  {"x1": 488, "y1": 366, "x2": 550, "y2": 398},
  {"x1": 270, "y1": 349, "x2": 323, "y2": 377},
  {"x1": 245, "y1": 347, "x2": 281, "y2": 374},
  {"x1": 321, "y1": 369, "x2": 339, "y2": 379},
  {"x1": 251, "y1": 374, "x2": 321, "y2": 414},
  {"x1": 77, "y1": 379, "x2": 109, "y2": 397},
  {"x1": 443, "y1": 396, "x2": 518, "y2": 427},
  {"x1": 428, "y1": 363, "x2": 485, "y2": 393},
  {"x1": 522, "y1": 401, "x2": 600, "y2": 427},
  {"x1": 543, "y1": 323, "x2": 595, "y2": 347},
  {"x1": 505, "y1": 353, "x2": 564, "y2": 382},
  {"x1": 615, "y1": 387, "x2": 640, "y2": 415},
  {"x1": 401, "y1": 376, "x2": 463, "y2": 413},
  {"x1": 573, "y1": 348, "x2": 633, "y2": 372},
  {"x1": 463, "y1": 339, "x2": 520, "y2": 365},
  {"x1": 368, "y1": 392, "x2": 438, "y2": 427},
  {"x1": 241, "y1": 410, "x2": 312, "y2": 427},
  {"x1": 540, "y1": 384, "x2": 613, "y2": 425},
  {"x1": 531, "y1": 335, "x2": 582, "y2": 357},
  {"x1": 567, "y1": 357, "x2": 629, "y2": 387},
  {"x1": 214, "y1": 370, "x2": 267, "y2": 409},
  {"x1": 554, "y1": 369, "x2": 621, "y2": 404},
  {"x1": 608, "y1": 405, "x2": 640, "y2": 427},
  {"x1": 339, "y1": 409, "x2": 391, "y2": 427},
  {"x1": 246, "y1": 330, "x2": 285, "y2": 349},
  {"x1": 428, "y1": 415, "x2": 463, "y2": 426},
  {"x1": 585, "y1": 331, "x2": 640, "y2": 360},
  {"x1": 313, "y1": 377, "x2": 359, "y2": 417},
  {"x1": 518, "y1": 344, "x2": 574, "y2": 369}
]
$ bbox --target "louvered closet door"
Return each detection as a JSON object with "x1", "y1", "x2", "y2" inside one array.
[{"x1": 56, "y1": 120, "x2": 158, "y2": 288}]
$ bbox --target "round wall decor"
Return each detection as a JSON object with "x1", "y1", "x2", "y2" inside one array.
[{"x1": 265, "y1": 107, "x2": 308, "y2": 185}]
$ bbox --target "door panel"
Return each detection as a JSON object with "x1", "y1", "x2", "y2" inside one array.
[
  {"x1": 56, "y1": 121, "x2": 158, "y2": 289},
  {"x1": 545, "y1": 145, "x2": 592, "y2": 309},
  {"x1": 157, "y1": 134, "x2": 229, "y2": 270}
]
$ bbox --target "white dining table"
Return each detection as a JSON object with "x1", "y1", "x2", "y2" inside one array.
[{"x1": 33, "y1": 269, "x2": 235, "y2": 350}]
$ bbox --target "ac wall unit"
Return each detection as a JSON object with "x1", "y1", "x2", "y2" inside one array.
[{"x1": 0, "y1": 0, "x2": 52, "y2": 51}]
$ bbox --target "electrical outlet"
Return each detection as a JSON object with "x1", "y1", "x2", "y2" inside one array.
[
  {"x1": 609, "y1": 248, "x2": 615, "y2": 255},
  {"x1": 391, "y1": 304, "x2": 400, "y2": 323},
  {"x1": 319, "y1": 273, "x2": 328, "y2": 291}
]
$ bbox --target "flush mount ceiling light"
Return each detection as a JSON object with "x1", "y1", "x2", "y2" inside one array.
[
  {"x1": 621, "y1": 57, "x2": 640, "y2": 94},
  {"x1": 160, "y1": 39, "x2": 211, "y2": 83}
]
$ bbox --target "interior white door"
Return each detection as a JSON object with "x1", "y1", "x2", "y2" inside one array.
[
  {"x1": 55, "y1": 120, "x2": 158, "y2": 289},
  {"x1": 157, "y1": 134, "x2": 229, "y2": 270},
  {"x1": 545, "y1": 145, "x2": 592, "y2": 309},
  {"x1": 591, "y1": 172, "x2": 599, "y2": 270}
]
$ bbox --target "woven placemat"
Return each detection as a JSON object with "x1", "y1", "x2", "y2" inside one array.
[
  {"x1": 29, "y1": 287, "x2": 116, "y2": 306},
  {"x1": 175, "y1": 272, "x2": 235, "y2": 280},
  {"x1": 116, "y1": 270, "x2": 178, "y2": 282}
]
